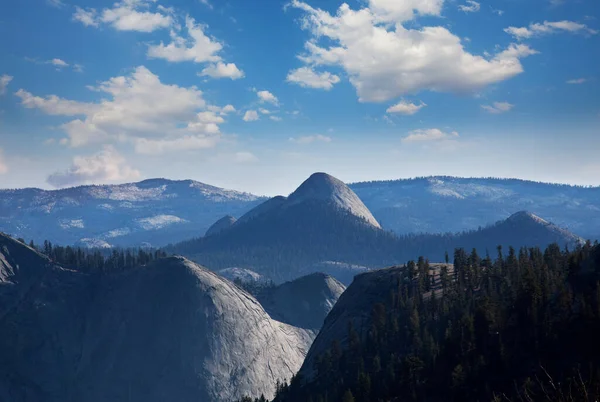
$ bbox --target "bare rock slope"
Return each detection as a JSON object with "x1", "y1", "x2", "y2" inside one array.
[{"x1": 0, "y1": 233, "x2": 316, "y2": 402}]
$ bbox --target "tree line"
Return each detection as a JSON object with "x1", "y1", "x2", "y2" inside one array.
[{"x1": 18, "y1": 238, "x2": 167, "y2": 274}]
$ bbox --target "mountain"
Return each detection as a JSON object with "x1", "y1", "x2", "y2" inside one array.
[
  {"x1": 349, "y1": 176, "x2": 600, "y2": 239},
  {"x1": 3, "y1": 176, "x2": 599, "y2": 249},
  {"x1": 168, "y1": 173, "x2": 401, "y2": 282},
  {"x1": 0, "y1": 179, "x2": 265, "y2": 248},
  {"x1": 169, "y1": 173, "x2": 583, "y2": 284},
  {"x1": 205, "y1": 215, "x2": 237, "y2": 236},
  {"x1": 287, "y1": 173, "x2": 381, "y2": 229},
  {"x1": 0, "y1": 233, "x2": 316, "y2": 402},
  {"x1": 257, "y1": 273, "x2": 346, "y2": 330},
  {"x1": 453, "y1": 210, "x2": 584, "y2": 253},
  {"x1": 269, "y1": 243, "x2": 600, "y2": 402},
  {"x1": 217, "y1": 267, "x2": 266, "y2": 283}
]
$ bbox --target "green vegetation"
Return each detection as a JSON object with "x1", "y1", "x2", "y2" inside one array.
[
  {"x1": 241, "y1": 242, "x2": 600, "y2": 401},
  {"x1": 26, "y1": 239, "x2": 167, "y2": 274}
]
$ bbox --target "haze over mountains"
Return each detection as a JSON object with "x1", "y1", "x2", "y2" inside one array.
[
  {"x1": 0, "y1": 232, "x2": 343, "y2": 402},
  {"x1": 1, "y1": 175, "x2": 599, "y2": 249}
]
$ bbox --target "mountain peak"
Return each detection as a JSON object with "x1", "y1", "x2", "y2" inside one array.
[
  {"x1": 507, "y1": 211, "x2": 549, "y2": 225},
  {"x1": 288, "y1": 172, "x2": 381, "y2": 229}
]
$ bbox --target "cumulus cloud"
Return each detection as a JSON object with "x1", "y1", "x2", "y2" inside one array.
[
  {"x1": 566, "y1": 78, "x2": 587, "y2": 84},
  {"x1": 459, "y1": 0, "x2": 480, "y2": 12},
  {"x1": 481, "y1": 101, "x2": 514, "y2": 114},
  {"x1": 147, "y1": 16, "x2": 223, "y2": 62},
  {"x1": 505, "y1": 20, "x2": 598, "y2": 40},
  {"x1": 289, "y1": 0, "x2": 538, "y2": 103},
  {"x1": 73, "y1": 0, "x2": 172, "y2": 32},
  {"x1": 270, "y1": 116, "x2": 283, "y2": 122},
  {"x1": 256, "y1": 90, "x2": 279, "y2": 105},
  {"x1": 386, "y1": 100, "x2": 426, "y2": 115},
  {"x1": 0, "y1": 149, "x2": 7, "y2": 174},
  {"x1": 0, "y1": 75, "x2": 13, "y2": 95},
  {"x1": 199, "y1": 62, "x2": 244, "y2": 79},
  {"x1": 16, "y1": 66, "x2": 223, "y2": 151},
  {"x1": 289, "y1": 134, "x2": 332, "y2": 144},
  {"x1": 243, "y1": 110, "x2": 259, "y2": 122},
  {"x1": 286, "y1": 67, "x2": 340, "y2": 90},
  {"x1": 47, "y1": 145, "x2": 140, "y2": 187},
  {"x1": 402, "y1": 128, "x2": 459, "y2": 143}
]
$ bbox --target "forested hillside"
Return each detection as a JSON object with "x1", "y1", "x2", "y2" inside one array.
[{"x1": 243, "y1": 242, "x2": 600, "y2": 402}]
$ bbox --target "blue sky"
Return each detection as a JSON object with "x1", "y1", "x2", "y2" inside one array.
[{"x1": 0, "y1": 0, "x2": 598, "y2": 195}]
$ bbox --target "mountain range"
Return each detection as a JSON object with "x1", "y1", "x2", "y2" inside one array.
[
  {"x1": 0, "y1": 232, "x2": 343, "y2": 402},
  {"x1": 1, "y1": 176, "x2": 598, "y2": 248},
  {"x1": 169, "y1": 173, "x2": 583, "y2": 284}
]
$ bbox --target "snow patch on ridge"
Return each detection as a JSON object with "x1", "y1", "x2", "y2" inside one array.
[{"x1": 136, "y1": 215, "x2": 188, "y2": 230}]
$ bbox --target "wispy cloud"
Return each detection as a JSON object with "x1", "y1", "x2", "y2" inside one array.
[
  {"x1": 481, "y1": 101, "x2": 514, "y2": 114},
  {"x1": 566, "y1": 78, "x2": 587, "y2": 84},
  {"x1": 0, "y1": 75, "x2": 13, "y2": 95},
  {"x1": 458, "y1": 1, "x2": 480, "y2": 13},
  {"x1": 505, "y1": 20, "x2": 598, "y2": 40},
  {"x1": 402, "y1": 129, "x2": 459, "y2": 143}
]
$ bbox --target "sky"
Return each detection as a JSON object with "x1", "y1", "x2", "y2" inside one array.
[{"x1": 0, "y1": 0, "x2": 599, "y2": 196}]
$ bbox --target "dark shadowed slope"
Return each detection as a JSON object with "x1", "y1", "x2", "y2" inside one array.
[
  {"x1": 257, "y1": 273, "x2": 346, "y2": 330},
  {"x1": 205, "y1": 215, "x2": 237, "y2": 236}
]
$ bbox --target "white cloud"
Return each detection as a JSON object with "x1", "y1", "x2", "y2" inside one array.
[
  {"x1": 259, "y1": 108, "x2": 271, "y2": 115},
  {"x1": 16, "y1": 66, "x2": 223, "y2": 151},
  {"x1": 363, "y1": 0, "x2": 444, "y2": 23},
  {"x1": 270, "y1": 116, "x2": 283, "y2": 122},
  {"x1": 481, "y1": 101, "x2": 514, "y2": 114},
  {"x1": 51, "y1": 58, "x2": 69, "y2": 68},
  {"x1": 74, "y1": 0, "x2": 172, "y2": 32},
  {"x1": 289, "y1": 134, "x2": 332, "y2": 144},
  {"x1": 290, "y1": 1, "x2": 538, "y2": 103},
  {"x1": 243, "y1": 110, "x2": 260, "y2": 122},
  {"x1": 0, "y1": 149, "x2": 7, "y2": 174},
  {"x1": 199, "y1": 0, "x2": 213, "y2": 9},
  {"x1": 402, "y1": 128, "x2": 459, "y2": 143},
  {"x1": 73, "y1": 64, "x2": 84, "y2": 73},
  {"x1": 256, "y1": 90, "x2": 279, "y2": 105},
  {"x1": 47, "y1": 145, "x2": 140, "y2": 187},
  {"x1": 458, "y1": 0, "x2": 480, "y2": 13},
  {"x1": 505, "y1": 20, "x2": 598, "y2": 40},
  {"x1": 286, "y1": 67, "x2": 340, "y2": 90},
  {"x1": 147, "y1": 16, "x2": 222, "y2": 62},
  {"x1": 47, "y1": 0, "x2": 65, "y2": 8},
  {"x1": 15, "y1": 89, "x2": 98, "y2": 116},
  {"x1": 566, "y1": 78, "x2": 587, "y2": 84},
  {"x1": 73, "y1": 7, "x2": 100, "y2": 27},
  {"x1": 200, "y1": 62, "x2": 244, "y2": 80},
  {"x1": 491, "y1": 7, "x2": 504, "y2": 16},
  {"x1": 220, "y1": 104, "x2": 236, "y2": 114},
  {"x1": 386, "y1": 100, "x2": 426, "y2": 115},
  {"x1": 0, "y1": 75, "x2": 13, "y2": 95}
]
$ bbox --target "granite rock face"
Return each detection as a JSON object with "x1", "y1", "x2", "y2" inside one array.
[{"x1": 0, "y1": 233, "x2": 315, "y2": 402}]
